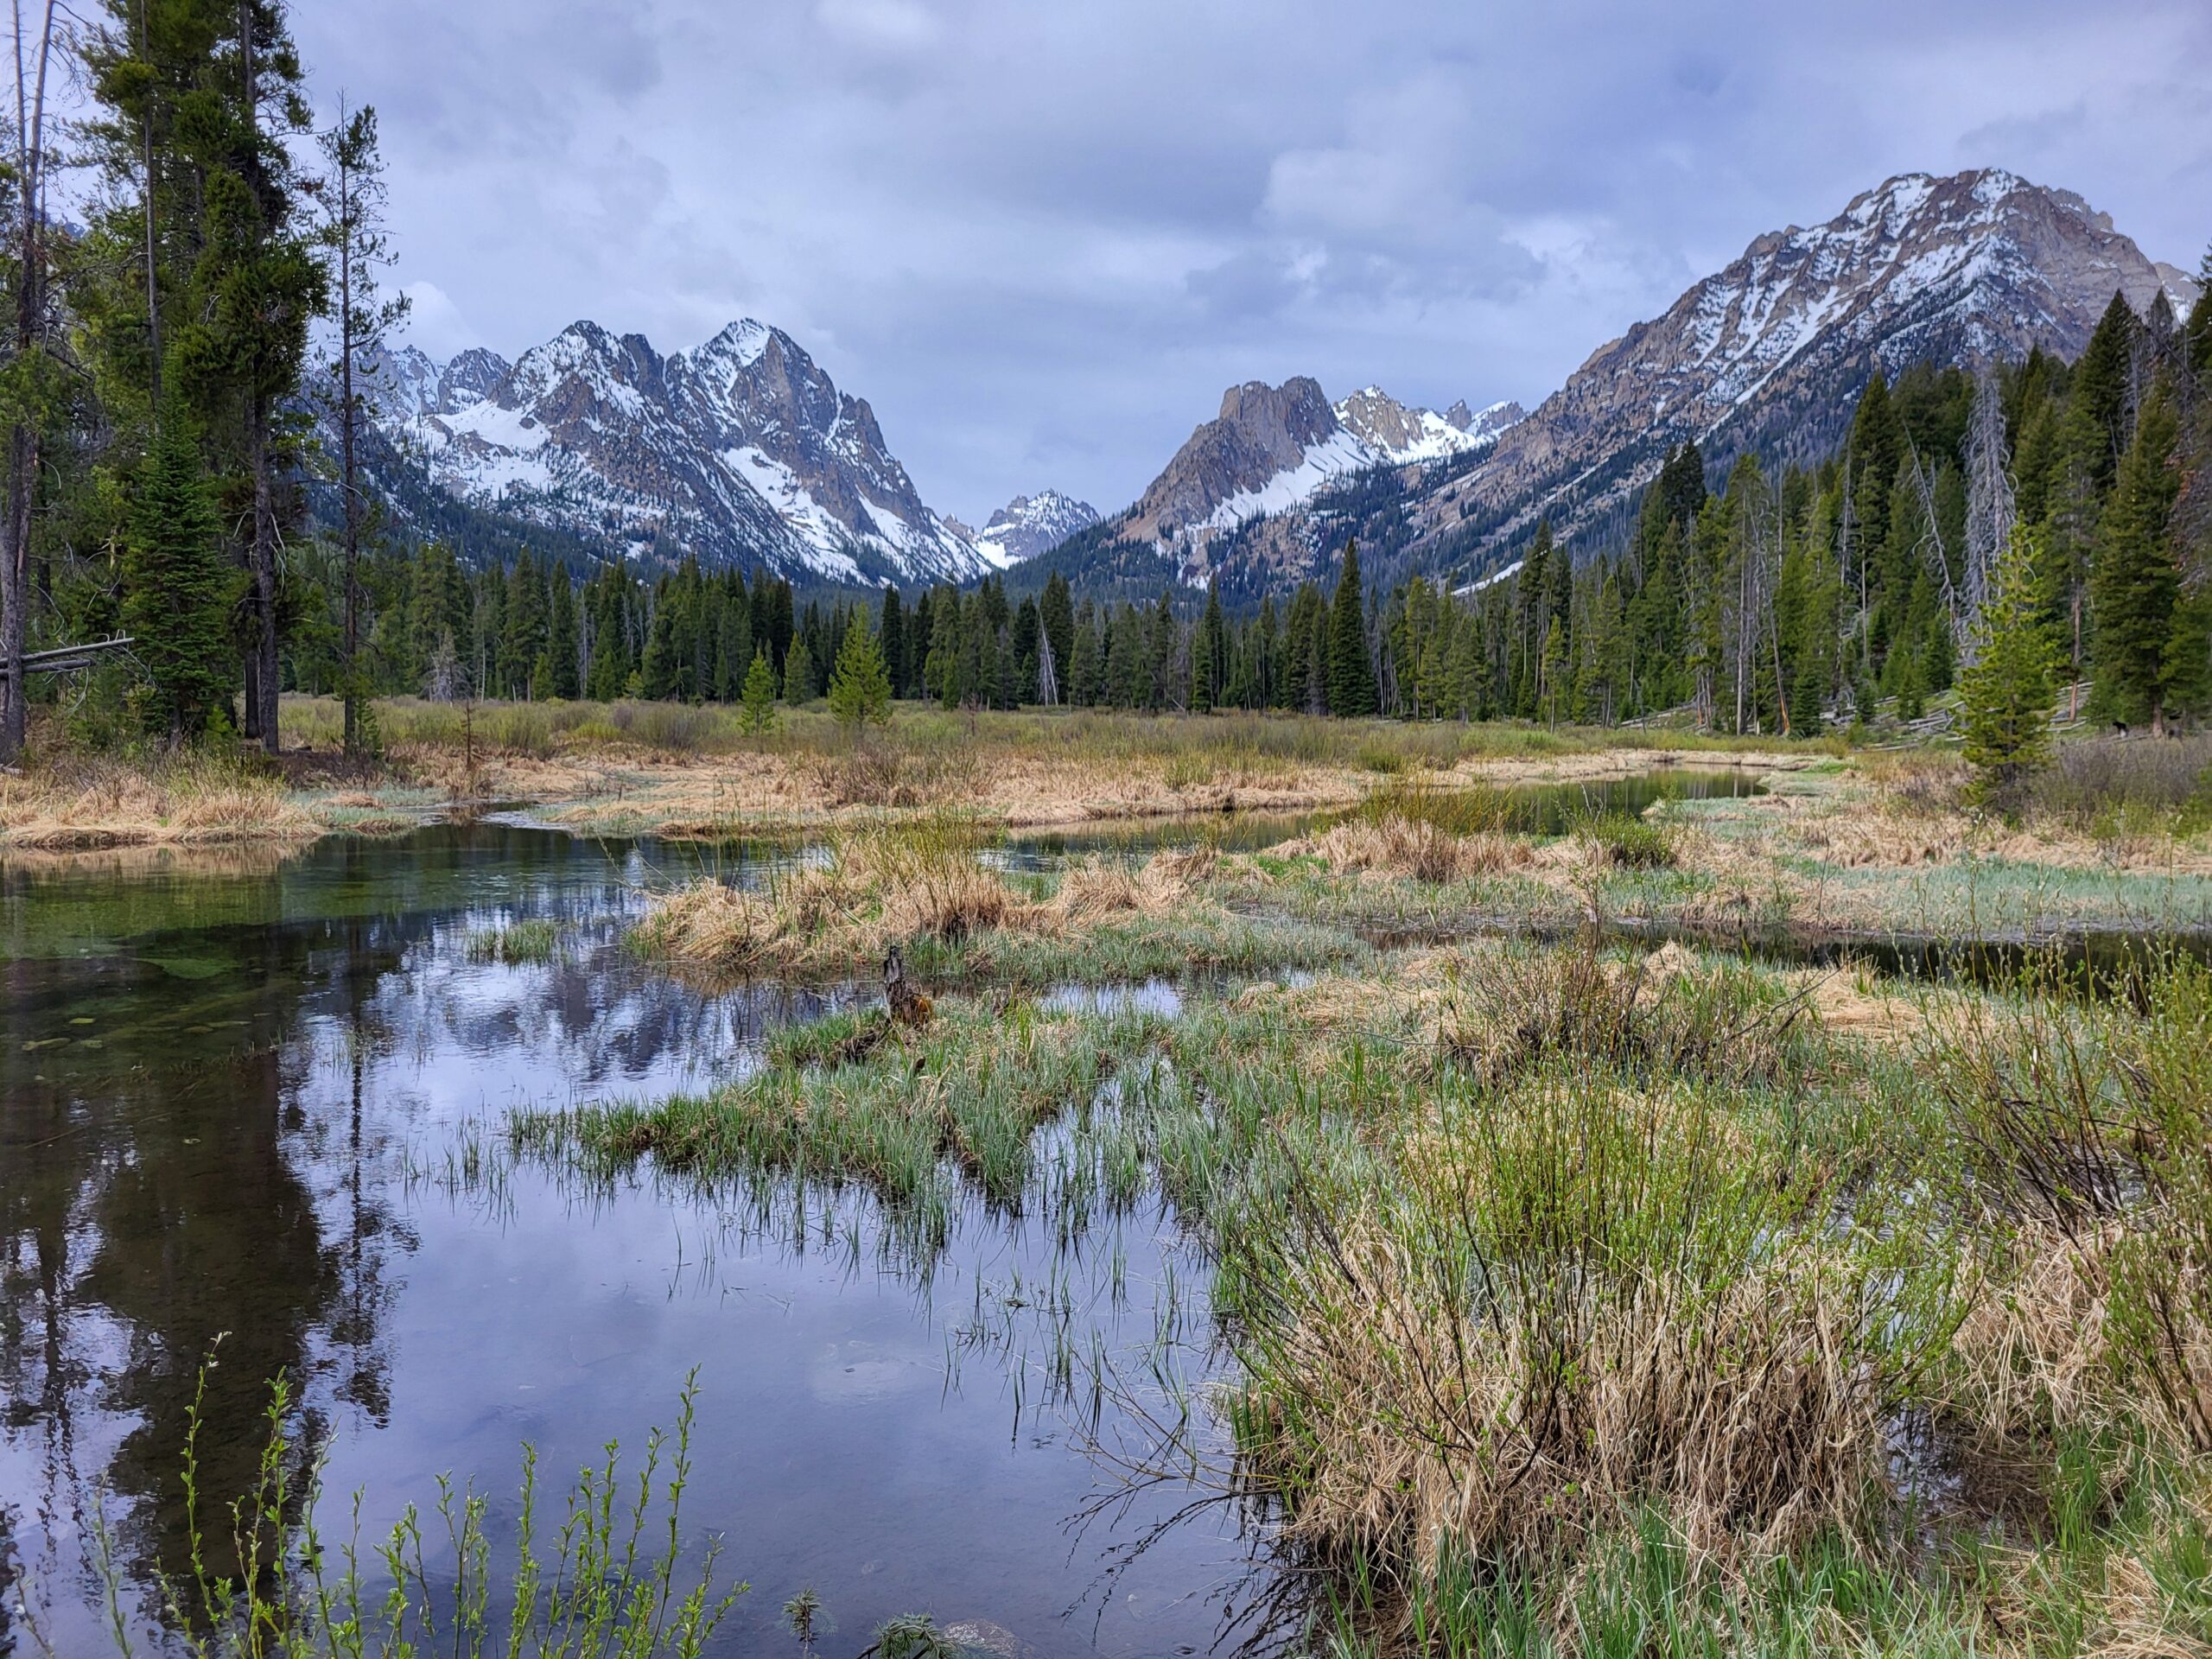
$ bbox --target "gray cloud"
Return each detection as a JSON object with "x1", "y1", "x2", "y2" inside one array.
[{"x1": 290, "y1": 0, "x2": 2212, "y2": 525}]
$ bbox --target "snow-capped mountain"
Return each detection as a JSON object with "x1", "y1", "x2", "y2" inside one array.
[
  {"x1": 365, "y1": 320, "x2": 991, "y2": 587},
  {"x1": 1333, "y1": 387, "x2": 1523, "y2": 462},
  {"x1": 962, "y1": 490, "x2": 1100, "y2": 568},
  {"x1": 1411, "y1": 168, "x2": 2201, "y2": 561},
  {"x1": 1122, "y1": 378, "x2": 1517, "y2": 577},
  {"x1": 1046, "y1": 167, "x2": 2196, "y2": 600}
]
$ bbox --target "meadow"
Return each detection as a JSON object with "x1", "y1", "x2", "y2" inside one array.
[{"x1": 11, "y1": 701, "x2": 2212, "y2": 1656}]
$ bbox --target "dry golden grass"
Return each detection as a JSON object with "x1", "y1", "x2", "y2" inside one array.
[
  {"x1": 1282, "y1": 816, "x2": 1537, "y2": 883},
  {"x1": 1942, "y1": 1225, "x2": 2116, "y2": 1452},
  {"x1": 631, "y1": 832, "x2": 1211, "y2": 978},
  {"x1": 1236, "y1": 1082, "x2": 1889, "y2": 1574},
  {"x1": 0, "y1": 755, "x2": 318, "y2": 849},
  {"x1": 1773, "y1": 763, "x2": 2212, "y2": 876}
]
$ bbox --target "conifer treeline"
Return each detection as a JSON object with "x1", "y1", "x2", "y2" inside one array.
[
  {"x1": 6, "y1": 6, "x2": 2202, "y2": 759},
  {"x1": 316, "y1": 275, "x2": 2212, "y2": 734},
  {"x1": 0, "y1": 0, "x2": 412, "y2": 758}
]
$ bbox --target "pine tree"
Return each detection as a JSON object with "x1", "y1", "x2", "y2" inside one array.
[
  {"x1": 827, "y1": 611, "x2": 893, "y2": 734},
  {"x1": 741, "y1": 649, "x2": 779, "y2": 735},
  {"x1": 1537, "y1": 616, "x2": 1567, "y2": 725},
  {"x1": 547, "y1": 569, "x2": 580, "y2": 697},
  {"x1": 1327, "y1": 540, "x2": 1377, "y2": 716},
  {"x1": 782, "y1": 636, "x2": 814, "y2": 704},
  {"x1": 2090, "y1": 378, "x2": 2183, "y2": 728},
  {"x1": 315, "y1": 100, "x2": 409, "y2": 753},
  {"x1": 2070, "y1": 290, "x2": 2139, "y2": 496},
  {"x1": 124, "y1": 406, "x2": 238, "y2": 741},
  {"x1": 878, "y1": 585, "x2": 906, "y2": 697},
  {"x1": 1191, "y1": 581, "x2": 1224, "y2": 711},
  {"x1": 1958, "y1": 524, "x2": 2057, "y2": 812}
]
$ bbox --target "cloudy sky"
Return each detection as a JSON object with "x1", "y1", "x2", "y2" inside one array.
[{"x1": 291, "y1": 0, "x2": 2211, "y2": 525}]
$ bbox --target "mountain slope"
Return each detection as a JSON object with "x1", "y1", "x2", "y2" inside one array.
[
  {"x1": 1120, "y1": 378, "x2": 1520, "y2": 582},
  {"x1": 964, "y1": 490, "x2": 1100, "y2": 567},
  {"x1": 366, "y1": 321, "x2": 990, "y2": 587},
  {"x1": 1047, "y1": 167, "x2": 2197, "y2": 601},
  {"x1": 1408, "y1": 168, "x2": 2199, "y2": 567}
]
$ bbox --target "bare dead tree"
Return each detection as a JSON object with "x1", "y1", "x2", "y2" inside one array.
[
  {"x1": 312, "y1": 98, "x2": 409, "y2": 755},
  {"x1": 1035, "y1": 621, "x2": 1058, "y2": 708},
  {"x1": 1, "y1": 0, "x2": 60, "y2": 765},
  {"x1": 1903, "y1": 434, "x2": 1961, "y2": 635},
  {"x1": 1961, "y1": 366, "x2": 2017, "y2": 665}
]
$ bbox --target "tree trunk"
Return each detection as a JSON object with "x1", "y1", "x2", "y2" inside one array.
[
  {"x1": 247, "y1": 391, "x2": 279, "y2": 751},
  {"x1": 0, "y1": 424, "x2": 34, "y2": 762}
]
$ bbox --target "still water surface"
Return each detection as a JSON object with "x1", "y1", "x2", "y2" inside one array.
[
  {"x1": 0, "y1": 828, "x2": 1252, "y2": 1657},
  {"x1": 0, "y1": 771, "x2": 1781, "y2": 1655}
]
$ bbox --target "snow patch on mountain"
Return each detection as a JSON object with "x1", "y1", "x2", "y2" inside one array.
[
  {"x1": 964, "y1": 490, "x2": 1100, "y2": 567},
  {"x1": 364, "y1": 320, "x2": 988, "y2": 587},
  {"x1": 1332, "y1": 386, "x2": 1520, "y2": 463}
]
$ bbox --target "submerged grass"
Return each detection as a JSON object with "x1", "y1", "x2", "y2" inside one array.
[
  {"x1": 464, "y1": 918, "x2": 563, "y2": 964},
  {"x1": 16, "y1": 1367, "x2": 746, "y2": 1657}
]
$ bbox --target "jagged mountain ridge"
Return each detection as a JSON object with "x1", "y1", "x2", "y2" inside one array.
[
  {"x1": 1410, "y1": 168, "x2": 2201, "y2": 565},
  {"x1": 964, "y1": 490, "x2": 1101, "y2": 567},
  {"x1": 367, "y1": 320, "x2": 993, "y2": 587},
  {"x1": 1052, "y1": 167, "x2": 2197, "y2": 601},
  {"x1": 1121, "y1": 378, "x2": 1522, "y2": 581}
]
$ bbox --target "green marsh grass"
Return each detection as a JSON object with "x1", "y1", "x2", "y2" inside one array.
[
  {"x1": 505, "y1": 932, "x2": 2212, "y2": 1657},
  {"x1": 464, "y1": 917, "x2": 563, "y2": 965},
  {"x1": 24, "y1": 1367, "x2": 747, "y2": 1657}
]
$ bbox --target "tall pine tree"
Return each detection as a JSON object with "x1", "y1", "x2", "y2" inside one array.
[{"x1": 1327, "y1": 540, "x2": 1377, "y2": 716}]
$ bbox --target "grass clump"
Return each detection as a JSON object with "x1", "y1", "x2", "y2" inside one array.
[
  {"x1": 465, "y1": 917, "x2": 563, "y2": 964},
  {"x1": 1575, "y1": 807, "x2": 1676, "y2": 869},
  {"x1": 1216, "y1": 1068, "x2": 1954, "y2": 1580},
  {"x1": 523, "y1": 998, "x2": 1166, "y2": 1229},
  {"x1": 1924, "y1": 953, "x2": 2212, "y2": 1456},
  {"x1": 627, "y1": 816, "x2": 1226, "y2": 980},
  {"x1": 0, "y1": 748, "x2": 317, "y2": 850},
  {"x1": 1286, "y1": 779, "x2": 1529, "y2": 884},
  {"x1": 1434, "y1": 938, "x2": 1816, "y2": 1091}
]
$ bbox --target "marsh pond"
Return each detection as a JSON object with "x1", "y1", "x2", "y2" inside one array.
[{"x1": 0, "y1": 767, "x2": 1904, "y2": 1657}]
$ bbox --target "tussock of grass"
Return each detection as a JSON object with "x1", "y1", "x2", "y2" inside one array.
[
  {"x1": 1923, "y1": 955, "x2": 2212, "y2": 1456},
  {"x1": 1433, "y1": 938, "x2": 1815, "y2": 1090},
  {"x1": 0, "y1": 750, "x2": 318, "y2": 849},
  {"x1": 810, "y1": 740, "x2": 982, "y2": 807},
  {"x1": 1217, "y1": 1071, "x2": 1950, "y2": 1578},
  {"x1": 1573, "y1": 808, "x2": 1677, "y2": 869},
  {"x1": 465, "y1": 918, "x2": 563, "y2": 964},
  {"x1": 628, "y1": 816, "x2": 1219, "y2": 978},
  {"x1": 1281, "y1": 816, "x2": 1533, "y2": 884},
  {"x1": 524, "y1": 999, "x2": 1162, "y2": 1219}
]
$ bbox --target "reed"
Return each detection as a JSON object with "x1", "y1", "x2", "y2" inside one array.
[{"x1": 24, "y1": 1367, "x2": 747, "y2": 1657}]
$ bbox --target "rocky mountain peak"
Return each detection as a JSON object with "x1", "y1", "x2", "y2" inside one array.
[
  {"x1": 1410, "y1": 166, "x2": 2202, "y2": 563},
  {"x1": 965, "y1": 489, "x2": 1101, "y2": 568},
  {"x1": 1334, "y1": 386, "x2": 1516, "y2": 461},
  {"x1": 367, "y1": 316, "x2": 988, "y2": 587}
]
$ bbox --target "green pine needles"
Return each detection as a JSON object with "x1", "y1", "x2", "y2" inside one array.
[
  {"x1": 1959, "y1": 524, "x2": 2058, "y2": 811},
  {"x1": 741, "y1": 649, "x2": 780, "y2": 736},
  {"x1": 1327, "y1": 539, "x2": 1378, "y2": 717},
  {"x1": 828, "y1": 611, "x2": 893, "y2": 734},
  {"x1": 123, "y1": 407, "x2": 241, "y2": 743}
]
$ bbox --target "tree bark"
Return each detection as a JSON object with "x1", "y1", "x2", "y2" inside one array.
[
  {"x1": 0, "y1": 424, "x2": 33, "y2": 761},
  {"x1": 251, "y1": 391, "x2": 278, "y2": 750}
]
